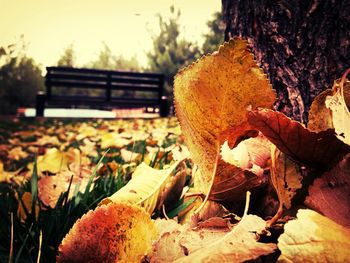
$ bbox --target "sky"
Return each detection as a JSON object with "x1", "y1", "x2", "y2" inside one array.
[{"x1": 0, "y1": 0, "x2": 221, "y2": 69}]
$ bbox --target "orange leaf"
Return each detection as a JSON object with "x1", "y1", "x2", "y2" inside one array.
[{"x1": 57, "y1": 203, "x2": 158, "y2": 262}]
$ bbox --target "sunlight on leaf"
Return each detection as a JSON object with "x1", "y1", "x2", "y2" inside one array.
[
  {"x1": 278, "y1": 209, "x2": 350, "y2": 263},
  {"x1": 100, "y1": 160, "x2": 187, "y2": 214},
  {"x1": 58, "y1": 203, "x2": 158, "y2": 262}
]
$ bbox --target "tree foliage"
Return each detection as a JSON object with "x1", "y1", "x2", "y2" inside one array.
[
  {"x1": 202, "y1": 12, "x2": 225, "y2": 54},
  {"x1": 146, "y1": 6, "x2": 200, "y2": 96},
  {"x1": 0, "y1": 41, "x2": 44, "y2": 114},
  {"x1": 87, "y1": 43, "x2": 140, "y2": 71},
  {"x1": 57, "y1": 44, "x2": 76, "y2": 67}
]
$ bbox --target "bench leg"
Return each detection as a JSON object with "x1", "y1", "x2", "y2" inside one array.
[
  {"x1": 36, "y1": 92, "x2": 46, "y2": 117},
  {"x1": 160, "y1": 96, "x2": 169, "y2": 117}
]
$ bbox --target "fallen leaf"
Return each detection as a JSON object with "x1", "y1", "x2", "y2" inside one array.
[
  {"x1": 0, "y1": 161, "x2": 26, "y2": 185},
  {"x1": 278, "y1": 209, "x2": 350, "y2": 262},
  {"x1": 120, "y1": 148, "x2": 142, "y2": 163},
  {"x1": 305, "y1": 154, "x2": 350, "y2": 227},
  {"x1": 34, "y1": 148, "x2": 69, "y2": 175},
  {"x1": 270, "y1": 145, "x2": 303, "y2": 210},
  {"x1": 150, "y1": 220, "x2": 230, "y2": 262},
  {"x1": 100, "y1": 133, "x2": 132, "y2": 149},
  {"x1": 57, "y1": 203, "x2": 158, "y2": 263},
  {"x1": 267, "y1": 146, "x2": 303, "y2": 226},
  {"x1": 8, "y1": 146, "x2": 28, "y2": 160},
  {"x1": 325, "y1": 71, "x2": 350, "y2": 145},
  {"x1": 100, "y1": 160, "x2": 187, "y2": 215},
  {"x1": 308, "y1": 89, "x2": 333, "y2": 132},
  {"x1": 38, "y1": 170, "x2": 90, "y2": 208},
  {"x1": 150, "y1": 214, "x2": 276, "y2": 262},
  {"x1": 220, "y1": 133, "x2": 272, "y2": 176},
  {"x1": 209, "y1": 158, "x2": 266, "y2": 203},
  {"x1": 174, "y1": 38, "x2": 275, "y2": 195},
  {"x1": 248, "y1": 109, "x2": 350, "y2": 170}
]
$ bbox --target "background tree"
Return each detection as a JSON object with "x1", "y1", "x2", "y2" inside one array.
[
  {"x1": 146, "y1": 6, "x2": 200, "y2": 97},
  {"x1": 57, "y1": 44, "x2": 76, "y2": 67},
  {"x1": 202, "y1": 11, "x2": 225, "y2": 54},
  {"x1": 88, "y1": 43, "x2": 140, "y2": 71},
  {"x1": 0, "y1": 41, "x2": 44, "y2": 114},
  {"x1": 222, "y1": 0, "x2": 350, "y2": 123}
]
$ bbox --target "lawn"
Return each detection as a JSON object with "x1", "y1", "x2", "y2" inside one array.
[{"x1": 0, "y1": 117, "x2": 187, "y2": 262}]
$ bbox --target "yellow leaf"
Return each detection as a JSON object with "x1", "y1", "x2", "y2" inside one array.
[
  {"x1": 308, "y1": 89, "x2": 333, "y2": 132},
  {"x1": 100, "y1": 133, "x2": 132, "y2": 149},
  {"x1": 120, "y1": 148, "x2": 142, "y2": 163},
  {"x1": 8, "y1": 146, "x2": 28, "y2": 161},
  {"x1": 270, "y1": 145, "x2": 303, "y2": 210},
  {"x1": 278, "y1": 209, "x2": 350, "y2": 263},
  {"x1": 30, "y1": 148, "x2": 69, "y2": 175},
  {"x1": 100, "y1": 160, "x2": 187, "y2": 214},
  {"x1": 58, "y1": 203, "x2": 158, "y2": 263},
  {"x1": 325, "y1": 71, "x2": 350, "y2": 145},
  {"x1": 174, "y1": 38, "x2": 275, "y2": 194}
]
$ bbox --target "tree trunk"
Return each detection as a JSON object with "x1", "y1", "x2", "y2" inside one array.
[{"x1": 222, "y1": 0, "x2": 350, "y2": 122}]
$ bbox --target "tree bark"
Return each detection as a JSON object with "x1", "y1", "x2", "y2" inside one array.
[{"x1": 222, "y1": 0, "x2": 350, "y2": 122}]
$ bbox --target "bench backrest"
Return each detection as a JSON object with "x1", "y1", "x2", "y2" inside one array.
[{"x1": 45, "y1": 67, "x2": 164, "y2": 103}]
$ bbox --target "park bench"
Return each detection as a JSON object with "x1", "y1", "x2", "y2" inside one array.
[{"x1": 35, "y1": 66, "x2": 168, "y2": 117}]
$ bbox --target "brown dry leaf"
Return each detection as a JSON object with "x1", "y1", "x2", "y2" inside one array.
[
  {"x1": 0, "y1": 161, "x2": 27, "y2": 185},
  {"x1": 38, "y1": 170, "x2": 90, "y2": 208},
  {"x1": 150, "y1": 214, "x2": 276, "y2": 262},
  {"x1": 100, "y1": 160, "x2": 187, "y2": 215},
  {"x1": 305, "y1": 154, "x2": 350, "y2": 227},
  {"x1": 8, "y1": 146, "x2": 28, "y2": 161},
  {"x1": 174, "y1": 38, "x2": 275, "y2": 195},
  {"x1": 325, "y1": 71, "x2": 350, "y2": 145},
  {"x1": 248, "y1": 109, "x2": 350, "y2": 170},
  {"x1": 271, "y1": 145, "x2": 303, "y2": 210},
  {"x1": 57, "y1": 203, "x2": 158, "y2": 263},
  {"x1": 34, "y1": 135, "x2": 60, "y2": 146},
  {"x1": 308, "y1": 89, "x2": 333, "y2": 132},
  {"x1": 209, "y1": 158, "x2": 266, "y2": 203},
  {"x1": 278, "y1": 209, "x2": 350, "y2": 263}
]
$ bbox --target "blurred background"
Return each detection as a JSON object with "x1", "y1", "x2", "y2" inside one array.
[{"x1": 0, "y1": 0, "x2": 224, "y2": 115}]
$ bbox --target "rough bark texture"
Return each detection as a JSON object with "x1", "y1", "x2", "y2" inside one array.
[{"x1": 222, "y1": 0, "x2": 350, "y2": 122}]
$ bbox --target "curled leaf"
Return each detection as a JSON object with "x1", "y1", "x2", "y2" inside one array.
[
  {"x1": 278, "y1": 209, "x2": 350, "y2": 263},
  {"x1": 174, "y1": 38, "x2": 275, "y2": 196},
  {"x1": 308, "y1": 89, "x2": 333, "y2": 132},
  {"x1": 220, "y1": 133, "x2": 272, "y2": 176},
  {"x1": 268, "y1": 146, "x2": 303, "y2": 226},
  {"x1": 325, "y1": 69, "x2": 350, "y2": 145},
  {"x1": 248, "y1": 109, "x2": 350, "y2": 170},
  {"x1": 100, "y1": 160, "x2": 187, "y2": 214},
  {"x1": 57, "y1": 203, "x2": 158, "y2": 263}
]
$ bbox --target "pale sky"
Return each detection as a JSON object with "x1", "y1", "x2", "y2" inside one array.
[{"x1": 0, "y1": 0, "x2": 221, "y2": 69}]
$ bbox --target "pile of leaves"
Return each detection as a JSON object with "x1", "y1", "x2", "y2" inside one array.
[
  {"x1": 0, "y1": 117, "x2": 186, "y2": 261},
  {"x1": 2, "y1": 38, "x2": 350, "y2": 262}
]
